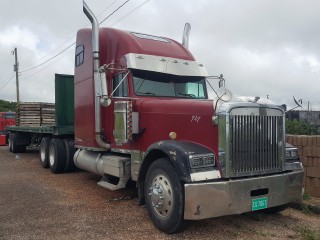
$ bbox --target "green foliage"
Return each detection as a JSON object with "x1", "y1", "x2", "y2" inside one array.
[
  {"x1": 303, "y1": 193, "x2": 311, "y2": 201},
  {"x1": 0, "y1": 99, "x2": 17, "y2": 112},
  {"x1": 286, "y1": 119, "x2": 319, "y2": 135}
]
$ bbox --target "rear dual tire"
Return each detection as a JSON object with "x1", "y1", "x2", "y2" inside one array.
[
  {"x1": 63, "y1": 139, "x2": 76, "y2": 172},
  {"x1": 49, "y1": 138, "x2": 66, "y2": 174},
  {"x1": 40, "y1": 137, "x2": 51, "y2": 168}
]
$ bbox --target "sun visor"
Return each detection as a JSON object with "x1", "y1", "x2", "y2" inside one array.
[{"x1": 125, "y1": 53, "x2": 208, "y2": 77}]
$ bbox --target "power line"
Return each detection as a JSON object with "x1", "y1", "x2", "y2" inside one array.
[
  {"x1": 100, "y1": 0, "x2": 130, "y2": 25},
  {"x1": 19, "y1": 0, "x2": 145, "y2": 75},
  {"x1": 22, "y1": 0, "x2": 119, "y2": 70},
  {"x1": 22, "y1": 36, "x2": 76, "y2": 70},
  {"x1": 19, "y1": 1, "x2": 129, "y2": 74},
  {"x1": 0, "y1": 74, "x2": 15, "y2": 93},
  {"x1": 97, "y1": 0, "x2": 118, "y2": 18},
  {"x1": 19, "y1": 42, "x2": 76, "y2": 73},
  {"x1": 110, "y1": 0, "x2": 151, "y2": 27},
  {"x1": 21, "y1": 46, "x2": 74, "y2": 81}
]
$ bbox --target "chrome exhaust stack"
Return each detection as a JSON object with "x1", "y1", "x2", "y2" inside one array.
[
  {"x1": 182, "y1": 23, "x2": 191, "y2": 49},
  {"x1": 83, "y1": 0, "x2": 110, "y2": 150}
]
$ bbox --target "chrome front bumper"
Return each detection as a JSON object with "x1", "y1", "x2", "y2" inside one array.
[{"x1": 184, "y1": 170, "x2": 304, "y2": 220}]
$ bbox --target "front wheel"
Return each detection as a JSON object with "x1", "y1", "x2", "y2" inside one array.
[{"x1": 145, "y1": 158, "x2": 184, "y2": 234}]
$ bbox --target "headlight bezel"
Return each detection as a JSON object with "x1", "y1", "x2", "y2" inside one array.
[
  {"x1": 285, "y1": 147, "x2": 299, "y2": 161},
  {"x1": 189, "y1": 153, "x2": 215, "y2": 169}
]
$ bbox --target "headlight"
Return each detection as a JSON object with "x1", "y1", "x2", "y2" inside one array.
[
  {"x1": 189, "y1": 154, "x2": 215, "y2": 169},
  {"x1": 285, "y1": 147, "x2": 299, "y2": 160}
]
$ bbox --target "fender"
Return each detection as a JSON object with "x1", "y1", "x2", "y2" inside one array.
[
  {"x1": 137, "y1": 140, "x2": 216, "y2": 205},
  {"x1": 141, "y1": 140, "x2": 216, "y2": 182}
]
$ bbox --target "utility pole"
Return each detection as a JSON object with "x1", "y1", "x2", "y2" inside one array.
[{"x1": 13, "y1": 47, "x2": 20, "y2": 104}]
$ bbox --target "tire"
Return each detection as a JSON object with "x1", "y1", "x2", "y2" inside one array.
[
  {"x1": 40, "y1": 137, "x2": 51, "y2": 168},
  {"x1": 49, "y1": 138, "x2": 66, "y2": 174},
  {"x1": 145, "y1": 158, "x2": 184, "y2": 234},
  {"x1": 263, "y1": 204, "x2": 289, "y2": 214},
  {"x1": 63, "y1": 139, "x2": 76, "y2": 172},
  {"x1": 8, "y1": 133, "x2": 12, "y2": 152},
  {"x1": 19, "y1": 145, "x2": 26, "y2": 153},
  {"x1": 11, "y1": 133, "x2": 20, "y2": 153}
]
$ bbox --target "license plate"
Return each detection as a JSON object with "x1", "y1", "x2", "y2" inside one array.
[{"x1": 252, "y1": 197, "x2": 268, "y2": 211}]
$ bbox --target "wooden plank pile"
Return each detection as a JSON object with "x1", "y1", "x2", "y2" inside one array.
[{"x1": 16, "y1": 102, "x2": 55, "y2": 126}]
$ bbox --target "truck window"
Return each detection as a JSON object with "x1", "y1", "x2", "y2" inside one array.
[
  {"x1": 112, "y1": 73, "x2": 128, "y2": 97},
  {"x1": 75, "y1": 45, "x2": 84, "y2": 66},
  {"x1": 3, "y1": 113, "x2": 15, "y2": 119},
  {"x1": 132, "y1": 69, "x2": 207, "y2": 99}
]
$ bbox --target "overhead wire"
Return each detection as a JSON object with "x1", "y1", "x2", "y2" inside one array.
[
  {"x1": 21, "y1": 45, "x2": 75, "y2": 81},
  {"x1": 100, "y1": 0, "x2": 130, "y2": 25},
  {"x1": 19, "y1": 0, "x2": 130, "y2": 74},
  {"x1": 19, "y1": 42, "x2": 76, "y2": 73},
  {"x1": 22, "y1": 0, "x2": 119, "y2": 70},
  {"x1": 0, "y1": 52, "x2": 14, "y2": 77},
  {"x1": 0, "y1": 74, "x2": 15, "y2": 93},
  {"x1": 110, "y1": 0, "x2": 151, "y2": 27},
  {"x1": 19, "y1": 0, "x2": 150, "y2": 76}
]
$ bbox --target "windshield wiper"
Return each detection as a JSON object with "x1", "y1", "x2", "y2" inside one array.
[
  {"x1": 177, "y1": 93, "x2": 196, "y2": 98},
  {"x1": 138, "y1": 91, "x2": 156, "y2": 96}
]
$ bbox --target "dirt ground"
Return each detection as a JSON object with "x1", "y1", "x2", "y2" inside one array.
[{"x1": 0, "y1": 146, "x2": 319, "y2": 240}]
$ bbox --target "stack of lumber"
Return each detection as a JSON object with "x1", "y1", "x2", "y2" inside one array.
[{"x1": 16, "y1": 102, "x2": 55, "y2": 126}]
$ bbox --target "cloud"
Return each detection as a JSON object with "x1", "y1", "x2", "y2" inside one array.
[
  {"x1": 0, "y1": 26, "x2": 39, "y2": 50},
  {"x1": 0, "y1": 0, "x2": 319, "y2": 110}
]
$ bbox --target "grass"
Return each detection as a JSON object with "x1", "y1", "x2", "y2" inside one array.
[
  {"x1": 303, "y1": 193, "x2": 311, "y2": 201},
  {"x1": 298, "y1": 226, "x2": 319, "y2": 240},
  {"x1": 301, "y1": 205, "x2": 315, "y2": 215}
]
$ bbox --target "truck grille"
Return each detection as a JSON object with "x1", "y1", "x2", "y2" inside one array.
[{"x1": 230, "y1": 115, "x2": 284, "y2": 177}]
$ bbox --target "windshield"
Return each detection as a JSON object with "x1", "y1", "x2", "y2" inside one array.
[
  {"x1": 132, "y1": 69, "x2": 207, "y2": 99},
  {"x1": 2, "y1": 113, "x2": 15, "y2": 119}
]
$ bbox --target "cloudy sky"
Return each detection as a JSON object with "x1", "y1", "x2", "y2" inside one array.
[{"x1": 0, "y1": 0, "x2": 319, "y2": 110}]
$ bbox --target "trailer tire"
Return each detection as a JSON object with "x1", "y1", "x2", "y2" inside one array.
[
  {"x1": 40, "y1": 137, "x2": 51, "y2": 168},
  {"x1": 63, "y1": 139, "x2": 76, "y2": 172},
  {"x1": 11, "y1": 133, "x2": 20, "y2": 153},
  {"x1": 19, "y1": 145, "x2": 26, "y2": 153},
  {"x1": 145, "y1": 158, "x2": 184, "y2": 234},
  {"x1": 8, "y1": 134, "x2": 12, "y2": 152},
  {"x1": 49, "y1": 138, "x2": 66, "y2": 174}
]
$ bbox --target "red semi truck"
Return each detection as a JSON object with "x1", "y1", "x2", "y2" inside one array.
[
  {"x1": 7, "y1": 1, "x2": 303, "y2": 233},
  {"x1": 0, "y1": 112, "x2": 15, "y2": 132},
  {"x1": 0, "y1": 112, "x2": 15, "y2": 144}
]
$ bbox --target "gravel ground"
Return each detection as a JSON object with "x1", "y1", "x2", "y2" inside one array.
[{"x1": 0, "y1": 146, "x2": 319, "y2": 240}]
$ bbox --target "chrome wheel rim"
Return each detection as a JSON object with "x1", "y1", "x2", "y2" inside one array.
[{"x1": 148, "y1": 173, "x2": 173, "y2": 217}]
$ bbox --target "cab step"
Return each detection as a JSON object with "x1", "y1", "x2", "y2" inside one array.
[{"x1": 96, "y1": 155, "x2": 131, "y2": 191}]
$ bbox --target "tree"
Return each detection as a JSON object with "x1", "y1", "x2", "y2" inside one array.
[
  {"x1": 0, "y1": 99, "x2": 17, "y2": 112},
  {"x1": 286, "y1": 119, "x2": 319, "y2": 135}
]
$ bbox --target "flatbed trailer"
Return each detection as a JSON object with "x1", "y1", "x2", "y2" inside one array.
[{"x1": 7, "y1": 74, "x2": 76, "y2": 172}]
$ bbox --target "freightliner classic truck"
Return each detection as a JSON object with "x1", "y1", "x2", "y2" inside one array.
[{"x1": 7, "y1": 1, "x2": 303, "y2": 233}]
